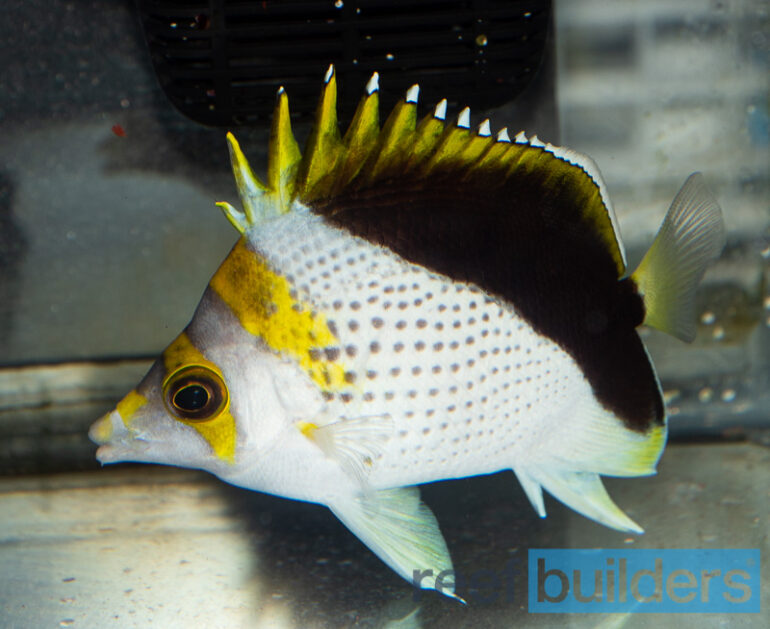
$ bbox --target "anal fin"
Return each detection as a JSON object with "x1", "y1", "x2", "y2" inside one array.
[
  {"x1": 513, "y1": 466, "x2": 546, "y2": 518},
  {"x1": 328, "y1": 487, "x2": 462, "y2": 601},
  {"x1": 515, "y1": 466, "x2": 643, "y2": 534}
]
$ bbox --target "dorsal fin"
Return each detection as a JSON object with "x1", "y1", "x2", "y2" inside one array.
[{"x1": 218, "y1": 66, "x2": 626, "y2": 277}]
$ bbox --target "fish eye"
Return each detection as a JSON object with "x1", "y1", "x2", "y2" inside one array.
[{"x1": 163, "y1": 366, "x2": 228, "y2": 422}]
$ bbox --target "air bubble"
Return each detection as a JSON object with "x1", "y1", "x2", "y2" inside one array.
[
  {"x1": 721, "y1": 389, "x2": 736, "y2": 402},
  {"x1": 334, "y1": 0, "x2": 343, "y2": 8},
  {"x1": 712, "y1": 325, "x2": 725, "y2": 340},
  {"x1": 475, "y1": 34, "x2": 488, "y2": 46},
  {"x1": 700, "y1": 311, "x2": 716, "y2": 325},
  {"x1": 698, "y1": 387, "x2": 713, "y2": 403}
]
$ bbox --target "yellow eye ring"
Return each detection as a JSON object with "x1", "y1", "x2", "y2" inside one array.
[{"x1": 162, "y1": 365, "x2": 229, "y2": 422}]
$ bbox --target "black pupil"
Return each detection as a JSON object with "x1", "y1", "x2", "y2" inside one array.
[{"x1": 174, "y1": 384, "x2": 209, "y2": 411}]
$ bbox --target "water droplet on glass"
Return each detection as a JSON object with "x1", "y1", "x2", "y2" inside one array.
[
  {"x1": 700, "y1": 311, "x2": 716, "y2": 324},
  {"x1": 475, "y1": 34, "x2": 488, "y2": 47}
]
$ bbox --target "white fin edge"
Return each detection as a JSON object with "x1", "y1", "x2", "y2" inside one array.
[
  {"x1": 457, "y1": 107, "x2": 470, "y2": 129},
  {"x1": 366, "y1": 72, "x2": 380, "y2": 94},
  {"x1": 543, "y1": 141, "x2": 627, "y2": 268},
  {"x1": 434, "y1": 99, "x2": 448, "y2": 120},
  {"x1": 632, "y1": 172, "x2": 726, "y2": 342},
  {"x1": 405, "y1": 84, "x2": 420, "y2": 104},
  {"x1": 328, "y1": 487, "x2": 462, "y2": 600}
]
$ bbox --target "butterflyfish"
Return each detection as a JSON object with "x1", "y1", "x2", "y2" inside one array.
[{"x1": 90, "y1": 66, "x2": 726, "y2": 599}]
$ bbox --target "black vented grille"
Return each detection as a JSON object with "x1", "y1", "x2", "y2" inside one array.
[{"x1": 137, "y1": 0, "x2": 551, "y2": 126}]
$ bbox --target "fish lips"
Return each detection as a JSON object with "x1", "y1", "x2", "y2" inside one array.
[{"x1": 89, "y1": 409, "x2": 150, "y2": 464}]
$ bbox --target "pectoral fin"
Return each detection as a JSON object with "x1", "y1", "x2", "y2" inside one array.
[
  {"x1": 299, "y1": 414, "x2": 393, "y2": 488},
  {"x1": 328, "y1": 487, "x2": 461, "y2": 600}
]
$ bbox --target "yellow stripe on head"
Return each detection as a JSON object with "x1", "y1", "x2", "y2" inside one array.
[
  {"x1": 116, "y1": 389, "x2": 148, "y2": 428},
  {"x1": 161, "y1": 332, "x2": 237, "y2": 464},
  {"x1": 209, "y1": 238, "x2": 348, "y2": 391}
]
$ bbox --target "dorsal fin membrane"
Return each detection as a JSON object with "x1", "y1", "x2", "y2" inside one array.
[{"x1": 218, "y1": 66, "x2": 626, "y2": 275}]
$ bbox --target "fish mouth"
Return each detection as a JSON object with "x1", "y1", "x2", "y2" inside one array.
[
  {"x1": 89, "y1": 409, "x2": 149, "y2": 464},
  {"x1": 94, "y1": 442, "x2": 149, "y2": 464}
]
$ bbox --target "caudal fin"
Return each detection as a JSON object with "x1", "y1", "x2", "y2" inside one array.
[{"x1": 631, "y1": 173, "x2": 726, "y2": 342}]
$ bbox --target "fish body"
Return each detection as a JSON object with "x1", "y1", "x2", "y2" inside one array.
[{"x1": 90, "y1": 67, "x2": 725, "y2": 598}]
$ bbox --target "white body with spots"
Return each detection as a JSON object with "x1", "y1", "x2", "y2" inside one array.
[
  {"x1": 250, "y1": 209, "x2": 575, "y2": 483},
  {"x1": 209, "y1": 207, "x2": 659, "y2": 523}
]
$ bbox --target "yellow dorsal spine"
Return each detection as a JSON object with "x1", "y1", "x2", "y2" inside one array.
[
  {"x1": 408, "y1": 99, "x2": 448, "y2": 169},
  {"x1": 224, "y1": 132, "x2": 269, "y2": 226},
  {"x1": 332, "y1": 72, "x2": 381, "y2": 195},
  {"x1": 360, "y1": 84, "x2": 420, "y2": 184},
  {"x1": 295, "y1": 65, "x2": 344, "y2": 200},
  {"x1": 268, "y1": 87, "x2": 302, "y2": 212}
]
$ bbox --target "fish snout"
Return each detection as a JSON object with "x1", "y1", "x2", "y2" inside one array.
[{"x1": 89, "y1": 409, "x2": 135, "y2": 463}]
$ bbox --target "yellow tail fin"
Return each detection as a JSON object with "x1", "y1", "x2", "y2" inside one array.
[{"x1": 632, "y1": 173, "x2": 726, "y2": 342}]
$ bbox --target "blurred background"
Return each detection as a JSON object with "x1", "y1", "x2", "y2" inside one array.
[{"x1": 0, "y1": 1, "x2": 767, "y2": 627}]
